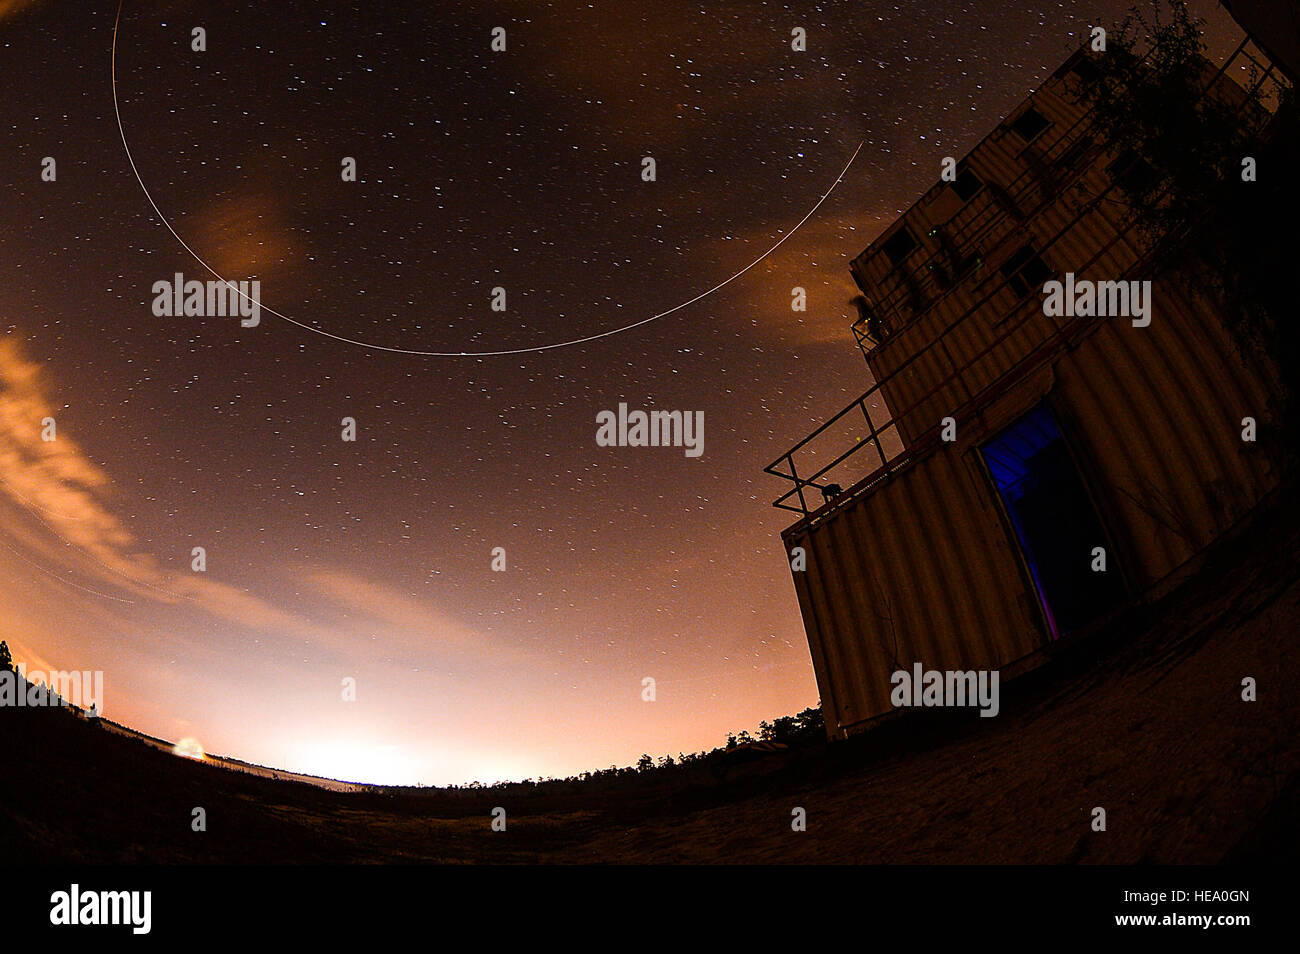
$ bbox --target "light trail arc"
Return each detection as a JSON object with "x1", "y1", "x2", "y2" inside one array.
[{"x1": 111, "y1": 1, "x2": 863, "y2": 357}]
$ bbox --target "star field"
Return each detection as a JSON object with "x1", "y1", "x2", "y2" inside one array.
[{"x1": 0, "y1": 0, "x2": 1244, "y2": 783}]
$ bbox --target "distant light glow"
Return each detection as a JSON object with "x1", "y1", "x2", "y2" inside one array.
[{"x1": 173, "y1": 737, "x2": 206, "y2": 760}]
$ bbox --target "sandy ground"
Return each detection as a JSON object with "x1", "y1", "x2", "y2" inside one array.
[{"x1": 1, "y1": 497, "x2": 1296, "y2": 864}]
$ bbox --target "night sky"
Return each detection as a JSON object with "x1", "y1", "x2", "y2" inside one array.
[{"x1": 0, "y1": 0, "x2": 1242, "y2": 783}]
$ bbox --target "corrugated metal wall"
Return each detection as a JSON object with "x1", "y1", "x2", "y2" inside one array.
[
  {"x1": 1052, "y1": 277, "x2": 1282, "y2": 590},
  {"x1": 857, "y1": 64, "x2": 1151, "y2": 448},
  {"x1": 788, "y1": 44, "x2": 1285, "y2": 741},
  {"x1": 786, "y1": 434, "x2": 1046, "y2": 738},
  {"x1": 789, "y1": 276, "x2": 1282, "y2": 740},
  {"x1": 853, "y1": 52, "x2": 1273, "y2": 455}
]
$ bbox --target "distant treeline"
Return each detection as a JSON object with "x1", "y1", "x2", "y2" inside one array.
[
  {"x1": 2, "y1": 640, "x2": 824, "y2": 796},
  {"x1": 381, "y1": 705, "x2": 826, "y2": 797}
]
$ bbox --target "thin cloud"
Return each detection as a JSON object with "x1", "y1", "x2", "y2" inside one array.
[
  {"x1": 0, "y1": 338, "x2": 517, "y2": 668},
  {"x1": 303, "y1": 567, "x2": 534, "y2": 666}
]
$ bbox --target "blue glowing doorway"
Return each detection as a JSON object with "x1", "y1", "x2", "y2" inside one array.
[{"x1": 981, "y1": 404, "x2": 1127, "y2": 638}]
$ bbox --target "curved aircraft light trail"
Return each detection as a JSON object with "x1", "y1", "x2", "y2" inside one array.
[
  {"x1": 1, "y1": 484, "x2": 196, "y2": 605},
  {"x1": 0, "y1": 533, "x2": 136, "y2": 604},
  {"x1": 0, "y1": 476, "x2": 87, "y2": 522},
  {"x1": 111, "y1": 1, "x2": 864, "y2": 357}
]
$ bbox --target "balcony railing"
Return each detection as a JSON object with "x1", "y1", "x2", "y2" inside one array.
[
  {"x1": 769, "y1": 39, "x2": 1286, "y2": 532},
  {"x1": 850, "y1": 40, "x2": 1281, "y2": 358},
  {"x1": 852, "y1": 64, "x2": 1109, "y2": 342}
]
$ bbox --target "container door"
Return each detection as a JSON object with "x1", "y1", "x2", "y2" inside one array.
[{"x1": 980, "y1": 404, "x2": 1127, "y2": 638}]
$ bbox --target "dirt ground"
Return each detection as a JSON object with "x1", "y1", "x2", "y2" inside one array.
[{"x1": 1, "y1": 497, "x2": 1296, "y2": 864}]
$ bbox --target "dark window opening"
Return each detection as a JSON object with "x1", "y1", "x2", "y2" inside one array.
[
  {"x1": 1010, "y1": 106, "x2": 1051, "y2": 143},
  {"x1": 881, "y1": 227, "x2": 918, "y2": 266},
  {"x1": 1106, "y1": 149, "x2": 1159, "y2": 197},
  {"x1": 981, "y1": 404, "x2": 1128, "y2": 637},
  {"x1": 1000, "y1": 244, "x2": 1053, "y2": 299},
  {"x1": 927, "y1": 260, "x2": 952, "y2": 290},
  {"x1": 1055, "y1": 138, "x2": 1092, "y2": 174},
  {"x1": 1070, "y1": 57, "x2": 1101, "y2": 85},
  {"x1": 951, "y1": 167, "x2": 984, "y2": 202}
]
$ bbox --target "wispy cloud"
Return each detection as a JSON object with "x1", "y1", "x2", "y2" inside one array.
[
  {"x1": 303, "y1": 568, "x2": 533, "y2": 665},
  {"x1": 189, "y1": 187, "x2": 303, "y2": 281},
  {"x1": 0, "y1": 338, "x2": 517, "y2": 668},
  {"x1": 704, "y1": 216, "x2": 868, "y2": 349}
]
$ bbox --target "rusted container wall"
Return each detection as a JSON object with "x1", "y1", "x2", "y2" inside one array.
[
  {"x1": 785, "y1": 44, "x2": 1285, "y2": 742},
  {"x1": 785, "y1": 438, "x2": 1046, "y2": 739},
  {"x1": 788, "y1": 274, "x2": 1282, "y2": 740},
  {"x1": 858, "y1": 63, "x2": 1127, "y2": 446},
  {"x1": 1053, "y1": 278, "x2": 1282, "y2": 589},
  {"x1": 855, "y1": 55, "x2": 1269, "y2": 453}
]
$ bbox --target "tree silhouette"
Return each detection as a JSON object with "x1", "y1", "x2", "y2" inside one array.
[
  {"x1": 1086, "y1": 0, "x2": 1298, "y2": 458},
  {"x1": 795, "y1": 705, "x2": 825, "y2": 737},
  {"x1": 1086, "y1": 2, "x2": 1247, "y2": 239},
  {"x1": 0, "y1": 640, "x2": 12, "y2": 671}
]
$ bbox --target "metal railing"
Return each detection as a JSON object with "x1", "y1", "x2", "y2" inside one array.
[
  {"x1": 765, "y1": 40, "x2": 1285, "y2": 530},
  {"x1": 849, "y1": 40, "x2": 1282, "y2": 358},
  {"x1": 851, "y1": 56, "x2": 1113, "y2": 340}
]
